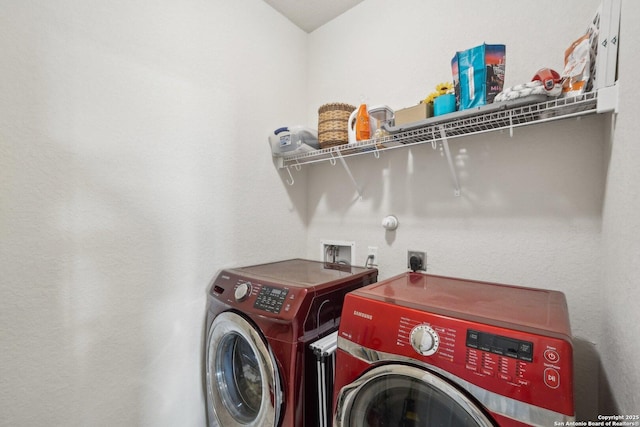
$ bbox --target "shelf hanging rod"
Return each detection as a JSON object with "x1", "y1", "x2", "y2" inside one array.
[
  {"x1": 285, "y1": 166, "x2": 295, "y2": 186},
  {"x1": 372, "y1": 144, "x2": 380, "y2": 159},
  {"x1": 329, "y1": 151, "x2": 337, "y2": 166}
]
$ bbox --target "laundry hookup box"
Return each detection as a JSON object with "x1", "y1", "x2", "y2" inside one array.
[{"x1": 452, "y1": 43, "x2": 505, "y2": 110}]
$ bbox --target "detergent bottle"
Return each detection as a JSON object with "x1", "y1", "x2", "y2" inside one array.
[{"x1": 354, "y1": 103, "x2": 371, "y2": 141}]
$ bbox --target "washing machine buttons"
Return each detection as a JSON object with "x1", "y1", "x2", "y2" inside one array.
[
  {"x1": 498, "y1": 373, "x2": 512, "y2": 382},
  {"x1": 544, "y1": 349, "x2": 560, "y2": 363},
  {"x1": 234, "y1": 282, "x2": 252, "y2": 302},
  {"x1": 544, "y1": 368, "x2": 560, "y2": 389},
  {"x1": 410, "y1": 324, "x2": 440, "y2": 356}
]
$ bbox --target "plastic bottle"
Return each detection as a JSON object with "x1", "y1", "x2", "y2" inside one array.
[{"x1": 355, "y1": 104, "x2": 371, "y2": 141}]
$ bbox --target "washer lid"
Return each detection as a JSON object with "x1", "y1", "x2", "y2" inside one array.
[
  {"x1": 352, "y1": 272, "x2": 571, "y2": 338},
  {"x1": 227, "y1": 258, "x2": 375, "y2": 288}
]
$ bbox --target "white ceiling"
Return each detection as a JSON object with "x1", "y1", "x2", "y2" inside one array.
[{"x1": 262, "y1": 0, "x2": 365, "y2": 33}]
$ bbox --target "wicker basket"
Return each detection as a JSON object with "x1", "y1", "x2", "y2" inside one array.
[{"x1": 317, "y1": 103, "x2": 356, "y2": 149}]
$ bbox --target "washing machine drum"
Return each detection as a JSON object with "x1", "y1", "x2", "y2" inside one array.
[
  {"x1": 335, "y1": 365, "x2": 495, "y2": 427},
  {"x1": 206, "y1": 312, "x2": 282, "y2": 427}
]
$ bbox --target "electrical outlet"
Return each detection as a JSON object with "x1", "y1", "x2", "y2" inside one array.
[
  {"x1": 367, "y1": 246, "x2": 378, "y2": 266},
  {"x1": 407, "y1": 250, "x2": 426, "y2": 272}
]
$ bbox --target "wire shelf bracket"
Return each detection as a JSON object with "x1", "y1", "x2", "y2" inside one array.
[
  {"x1": 439, "y1": 126, "x2": 461, "y2": 197},
  {"x1": 335, "y1": 151, "x2": 363, "y2": 199}
]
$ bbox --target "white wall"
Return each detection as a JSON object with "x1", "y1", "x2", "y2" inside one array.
[
  {"x1": 0, "y1": 1, "x2": 307, "y2": 425},
  {"x1": 600, "y1": 0, "x2": 640, "y2": 415},
  {"x1": 305, "y1": 0, "x2": 624, "y2": 420}
]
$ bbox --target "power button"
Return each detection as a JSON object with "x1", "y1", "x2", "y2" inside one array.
[{"x1": 544, "y1": 349, "x2": 560, "y2": 363}]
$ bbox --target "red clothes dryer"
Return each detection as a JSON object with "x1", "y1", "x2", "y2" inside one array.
[
  {"x1": 333, "y1": 272, "x2": 574, "y2": 427},
  {"x1": 204, "y1": 259, "x2": 377, "y2": 427}
]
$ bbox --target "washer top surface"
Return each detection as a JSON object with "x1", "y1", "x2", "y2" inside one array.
[
  {"x1": 226, "y1": 258, "x2": 373, "y2": 289},
  {"x1": 352, "y1": 272, "x2": 571, "y2": 338}
]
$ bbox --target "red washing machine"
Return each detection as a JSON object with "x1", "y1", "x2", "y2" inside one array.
[
  {"x1": 204, "y1": 259, "x2": 377, "y2": 427},
  {"x1": 333, "y1": 272, "x2": 574, "y2": 427}
]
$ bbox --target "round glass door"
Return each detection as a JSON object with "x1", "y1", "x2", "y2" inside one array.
[
  {"x1": 206, "y1": 312, "x2": 281, "y2": 427},
  {"x1": 336, "y1": 364, "x2": 495, "y2": 427}
]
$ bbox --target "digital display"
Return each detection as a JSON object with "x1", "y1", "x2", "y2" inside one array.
[{"x1": 466, "y1": 329, "x2": 533, "y2": 361}]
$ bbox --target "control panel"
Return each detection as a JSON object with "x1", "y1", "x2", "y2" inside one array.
[
  {"x1": 466, "y1": 330, "x2": 533, "y2": 362},
  {"x1": 254, "y1": 285, "x2": 289, "y2": 314},
  {"x1": 225, "y1": 279, "x2": 294, "y2": 315},
  {"x1": 465, "y1": 329, "x2": 536, "y2": 387}
]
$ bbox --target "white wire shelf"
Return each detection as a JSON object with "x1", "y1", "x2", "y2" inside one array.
[
  {"x1": 279, "y1": 92, "x2": 599, "y2": 169},
  {"x1": 276, "y1": 90, "x2": 609, "y2": 197}
]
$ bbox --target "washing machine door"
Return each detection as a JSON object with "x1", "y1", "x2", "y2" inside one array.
[
  {"x1": 334, "y1": 364, "x2": 495, "y2": 427},
  {"x1": 206, "y1": 312, "x2": 282, "y2": 427}
]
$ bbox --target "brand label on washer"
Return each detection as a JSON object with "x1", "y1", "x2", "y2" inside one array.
[{"x1": 353, "y1": 310, "x2": 373, "y2": 320}]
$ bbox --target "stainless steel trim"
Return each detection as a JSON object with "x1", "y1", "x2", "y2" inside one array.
[
  {"x1": 334, "y1": 364, "x2": 495, "y2": 427},
  {"x1": 206, "y1": 312, "x2": 282, "y2": 427},
  {"x1": 337, "y1": 336, "x2": 574, "y2": 427}
]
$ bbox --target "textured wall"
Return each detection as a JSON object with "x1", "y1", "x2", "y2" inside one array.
[
  {"x1": 600, "y1": 0, "x2": 640, "y2": 415},
  {"x1": 0, "y1": 1, "x2": 308, "y2": 425}
]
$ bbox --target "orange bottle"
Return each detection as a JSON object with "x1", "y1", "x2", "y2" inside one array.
[{"x1": 355, "y1": 104, "x2": 370, "y2": 141}]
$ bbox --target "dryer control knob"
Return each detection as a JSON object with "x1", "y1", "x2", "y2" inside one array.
[
  {"x1": 410, "y1": 325, "x2": 439, "y2": 356},
  {"x1": 234, "y1": 282, "x2": 252, "y2": 302}
]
